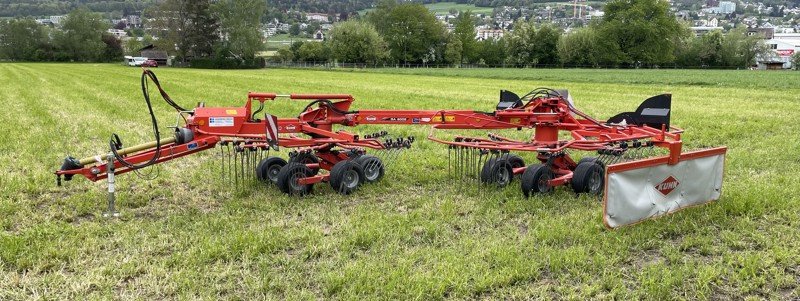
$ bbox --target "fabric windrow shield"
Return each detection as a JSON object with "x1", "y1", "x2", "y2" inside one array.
[{"x1": 603, "y1": 147, "x2": 726, "y2": 229}]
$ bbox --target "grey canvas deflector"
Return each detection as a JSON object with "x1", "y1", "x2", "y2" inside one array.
[{"x1": 603, "y1": 150, "x2": 725, "y2": 228}]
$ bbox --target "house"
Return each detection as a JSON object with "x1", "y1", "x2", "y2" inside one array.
[
  {"x1": 139, "y1": 44, "x2": 168, "y2": 66},
  {"x1": 107, "y1": 29, "x2": 128, "y2": 39},
  {"x1": 757, "y1": 38, "x2": 799, "y2": 69},
  {"x1": 306, "y1": 13, "x2": 329, "y2": 23},
  {"x1": 690, "y1": 26, "x2": 723, "y2": 36},
  {"x1": 747, "y1": 27, "x2": 775, "y2": 39},
  {"x1": 314, "y1": 30, "x2": 324, "y2": 40},
  {"x1": 49, "y1": 15, "x2": 65, "y2": 26},
  {"x1": 476, "y1": 29, "x2": 504, "y2": 41},
  {"x1": 126, "y1": 14, "x2": 142, "y2": 28}
]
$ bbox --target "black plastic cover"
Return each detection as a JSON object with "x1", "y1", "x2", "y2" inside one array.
[
  {"x1": 606, "y1": 94, "x2": 671, "y2": 129},
  {"x1": 496, "y1": 90, "x2": 522, "y2": 110}
]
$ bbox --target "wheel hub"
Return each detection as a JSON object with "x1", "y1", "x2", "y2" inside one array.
[{"x1": 343, "y1": 169, "x2": 359, "y2": 189}]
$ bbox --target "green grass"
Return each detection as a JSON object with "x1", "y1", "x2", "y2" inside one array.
[
  {"x1": 423, "y1": 2, "x2": 495, "y2": 15},
  {"x1": 1, "y1": 63, "x2": 799, "y2": 299},
  {"x1": 359, "y1": 1, "x2": 495, "y2": 16},
  {"x1": 265, "y1": 34, "x2": 311, "y2": 50}
]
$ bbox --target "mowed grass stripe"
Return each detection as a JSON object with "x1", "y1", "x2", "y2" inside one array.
[{"x1": 0, "y1": 63, "x2": 798, "y2": 299}]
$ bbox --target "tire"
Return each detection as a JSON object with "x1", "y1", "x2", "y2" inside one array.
[
  {"x1": 480, "y1": 158, "x2": 513, "y2": 187},
  {"x1": 276, "y1": 162, "x2": 314, "y2": 195},
  {"x1": 355, "y1": 155, "x2": 384, "y2": 183},
  {"x1": 329, "y1": 160, "x2": 365, "y2": 195},
  {"x1": 521, "y1": 164, "x2": 553, "y2": 197},
  {"x1": 480, "y1": 158, "x2": 498, "y2": 184},
  {"x1": 289, "y1": 152, "x2": 320, "y2": 174},
  {"x1": 256, "y1": 157, "x2": 287, "y2": 184},
  {"x1": 571, "y1": 161, "x2": 605, "y2": 195},
  {"x1": 481, "y1": 154, "x2": 524, "y2": 184},
  {"x1": 505, "y1": 154, "x2": 525, "y2": 169},
  {"x1": 577, "y1": 156, "x2": 605, "y2": 168}
]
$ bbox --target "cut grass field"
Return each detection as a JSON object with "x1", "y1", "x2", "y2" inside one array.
[
  {"x1": 1, "y1": 63, "x2": 800, "y2": 299},
  {"x1": 359, "y1": 1, "x2": 494, "y2": 16}
]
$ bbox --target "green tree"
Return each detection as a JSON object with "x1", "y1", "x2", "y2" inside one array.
[
  {"x1": 597, "y1": 0, "x2": 687, "y2": 66},
  {"x1": 296, "y1": 42, "x2": 328, "y2": 62},
  {"x1": 452, "y1": 11, "x2": 476, "y2": 65},
  {"x1": 289, "y1": 23, "x2": 301, "y2": 35},
  {"x1": 213, "y1": 0, "x2": 266, "y2": 60},
  {"x1": 557, "y1": 27, "x2": 601, "y2": 67},
  {"x1": 101, "y1": 34, "x2": 124, "y2": 62},
  {"x1": 327, "y1": 20, "x2": 388, "y2": 65},
  {"x1": 367, "y1": 0, "x2": 446, "y2": 64},
  {"x1": 273, "y1": 47, "x2": 294, "y2": 63},
  {"x1": 444, "y1": 36, "x2": 463, "y2": 65},
  {"x1": 533, "y1": 24, "x2": 561, "y2": 66},
  {"x1": 150, "y1": 0, "x2": 218, "y2": 61},
  {"x1": 792, "y1": 52, "x2": 800, "y2": 70},
  {"x1": 54, "y1": 8, "x2": 106, "y2": 61},
  {"x1": 0, "y1": 18, "x2": 50, "y2": 61},
  {"x1": 720, "y1": 27, "x2": 768, "y2": 68},
  {"x1": 185, "y1": 0, "x2": 218, "y2": 58},
  {"x1": 505, "y1": 21, "x2": 538, "y2": 66},
  {"x1": 475, "y1": 38, "x2": 506, "y2": 66}
]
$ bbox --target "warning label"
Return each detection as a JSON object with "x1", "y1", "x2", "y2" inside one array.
[{"x1": 209, "y1": 117, "x2": 234, "y2": 127}]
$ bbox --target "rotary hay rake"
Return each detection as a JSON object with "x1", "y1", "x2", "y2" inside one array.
[{"x1": 56, "y1": 70, "x2": 726, "y2": 228}]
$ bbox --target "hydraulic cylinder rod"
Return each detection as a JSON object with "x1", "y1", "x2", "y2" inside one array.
[{"x1": 76, "y1": 137, "x2": 177, "y2": 166}]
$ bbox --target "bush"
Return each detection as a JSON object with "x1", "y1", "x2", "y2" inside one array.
[{"x1": 190, "y1": 57, "x2": 265, "y2": 69}]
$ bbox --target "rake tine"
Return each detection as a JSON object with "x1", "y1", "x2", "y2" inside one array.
[
  {"x1": 219, "y1": 144, "x2": 225, "y2": 183},
  {"x1": 226, "y1": 143, "x2": 231, "y2": 184},
  {"x1": 448, "y1": 145, "x2": 452, "y2": 177},
  {"x1": 233, "y1": 143, "x2": 239, "y2": 187}
]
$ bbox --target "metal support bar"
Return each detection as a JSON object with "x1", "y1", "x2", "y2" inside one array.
[{"x1": 103, "y1": 153, "x2": 120, "y2": 218}]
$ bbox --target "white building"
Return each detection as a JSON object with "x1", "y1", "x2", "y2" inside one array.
[
  {"x1": 690, "y1": 26, "x2": 723, "y2": 36},
  {"x1": 126, "y1": 15, "x2": 142, "y2": 28},
  {"x1": 758, "y1": 38, "x2": 799, "y2": 69},
  {"x1": 704, "y1": 1, "x2": 736, "y2": 14},
  {"x1": 49, "y1": 15, "x2": 65, "y2": 26},
  {"x1": 718, "y1": 1, "x2": 736, "y2": 14},
  {"x1": 106, "y1": 29, "x2": 128, "y2": 38},
  {"x1": 476, "y1": 29, "x2": 504, "y2": 41},
  {"x1": 306, "y1": 13, "x2": 329, "y2": 23}
]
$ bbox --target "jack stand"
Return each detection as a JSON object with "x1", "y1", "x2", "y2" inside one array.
[{"x1": 103, "y1": 153, "x2": 120, "y2": 218}]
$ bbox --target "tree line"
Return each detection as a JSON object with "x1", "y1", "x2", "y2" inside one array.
[
  {"x1": 0, "y1": 0, "x2": 781, "y2": 69},
  {"x1": 0, "y1": 0, "x2": 266, "y2": 68},
  {"x1": 0, "y1": 9, "x2": 123, "y2": 62},
  {"x1": 0, "y1": 0, "x2": 156, "y2": 18},
  {"x1": 278, "y1": 0, "x2": 771, "y2": 69}
]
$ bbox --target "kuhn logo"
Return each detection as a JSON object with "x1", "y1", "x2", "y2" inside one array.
[{"x1": 655, "y1": 176, "x2": 679, "y2": 196}]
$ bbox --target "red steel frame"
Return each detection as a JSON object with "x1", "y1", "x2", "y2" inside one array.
[{"x1": 57, "y1": 91, "x2": 686, "y2": 190}]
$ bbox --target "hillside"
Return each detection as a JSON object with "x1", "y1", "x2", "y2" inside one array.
[{"x1": 0, "y1": 0, "x2": 581, "y2": 18}]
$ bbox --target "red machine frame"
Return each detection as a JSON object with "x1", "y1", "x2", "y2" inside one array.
[{"x1": 57, "y1": 87, "x2": 686, "y2": 196}]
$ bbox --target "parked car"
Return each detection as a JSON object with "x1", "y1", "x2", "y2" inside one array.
[
  {"x1": 125, "y1": 56, "x2": 149, "y2": 66},
  {"x1": 141, "y1": 59, "x2": 159, "y2": 67}
]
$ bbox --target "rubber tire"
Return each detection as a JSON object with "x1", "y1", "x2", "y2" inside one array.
[
  {"x1": 505, "y1": 154, "x2": 526, "y2": 169},
  {"x1": 480, "y1": 158, "x2": 497, "y2": 184},
  {"x1": 329, "y1": 160, "x2": 365, "y2": 195},
  {"x1": 481, "y1": 158, "x2": 513, "y2": 187},
  {"x1": 571, "y1": 161, "x2": 605, "y2": 195},
  {"x1": 521, "y1": 164, "x2": 553, "y2": 197},
  {"x1": 276, "y1": 162, "x2": 314, "y2": 195},
  {"x1": 481, "y1": 154, "x2": 524, "y2": 184},
  {"x1": 256, "y1": 157, "x2": 287, "y2": 184},
  {"x1": 577, "y1": 156, "x2": 605, "y2": 168},
  {"x1": 355, "y1": 155, "x2": 384, "y2": 183},
  {"x1": 289, "y1": 152, "x2": 321, "y2": 174}
]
